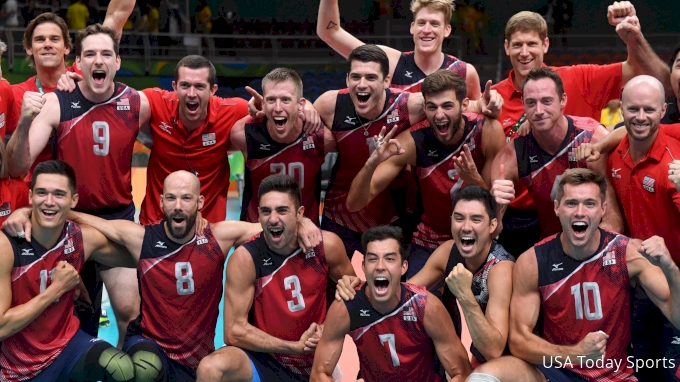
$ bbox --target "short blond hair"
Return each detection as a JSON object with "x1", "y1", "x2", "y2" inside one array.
[
  {"x1": 505, "y1": 11, "x2": 548, "y2": 41},
  {"x1": 410, "y1": 0, "x2": 454, "y2": 25}
]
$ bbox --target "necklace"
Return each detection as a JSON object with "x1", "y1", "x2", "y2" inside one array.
[{"x1": 354, "y1": 109, "x2": 375, "y2": 136}]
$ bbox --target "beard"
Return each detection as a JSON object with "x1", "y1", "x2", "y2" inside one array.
[{"x1": 166, "y1": 211, "x2": 198, "y2": 240}]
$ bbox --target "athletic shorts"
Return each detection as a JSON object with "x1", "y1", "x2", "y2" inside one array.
[
  {"x1": 535, "y1": 364, "x2": 591, "y2": 382},
  {"x1": 244, "y1": 350, "x2": 308, "y2": 382},
  {"x1": 123, "y1": 335, "x2": 196, "y2": 381},
  {"x1": 30, "y1": 330, "x2": 107, "y2": 382}
]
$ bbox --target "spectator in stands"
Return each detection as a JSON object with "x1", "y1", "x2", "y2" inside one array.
[
  {"x1": 66, "y1": 0, "x2": 90, "y2": 30},
  {"x1": 0, "y1": 0, "x2": 19, "y2": 34},
  {"x1": 135, "y1": 0, "x2": 160, "y2": 55},
  {"x1": 194, "y1": 0, "x2": 211, "y2": 34},
  {"x1": 600, "y1": 99, "x2": 623, "y2": 130}
]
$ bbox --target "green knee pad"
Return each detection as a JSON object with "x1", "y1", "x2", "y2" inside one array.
[
  {"x1": 131, "y1": 350, "x2": 164, "y2": 382},
  {"x1": 98, "y1": 347, "x2": 136, "y2": 382}
]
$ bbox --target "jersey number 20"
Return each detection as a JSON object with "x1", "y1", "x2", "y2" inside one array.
[{"x1": 271, "y1": 163, "x2": 304, "y2": 189}]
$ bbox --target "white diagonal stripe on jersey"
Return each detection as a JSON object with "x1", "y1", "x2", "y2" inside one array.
[
  {"x1": 419, "y1": 126, "x2": 477, "y2": 180},
  {"x1": 254, "y1": 248, "x2": 302, "y2": 298},
  {"x1": 141, "y1": 235, "x2": 196, "y2": 275},
  {"x1": 57, "y1": 86, "x2": 130, "y2": 143},
  {"x1": 11, "y1": 231, "x2": 70, "y2": 282},
  {"x1": 335, "y1": 93, "x2": 408, "y2": 143},
  {"x1": 542, "y1": 235, "x2": 621, "y2": 301},
  {"x1": 529, "y1": 129, "x2": 589, "y2": 180},
  {"x1": 350, "y1": 293, "x2": 419, "y2": 341},
  {"x1": 248, "y1": 136, "x2": 304, "y2": 170}
]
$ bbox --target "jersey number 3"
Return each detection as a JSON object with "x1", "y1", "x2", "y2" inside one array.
[
  {"x1": 92, "y1": 121, "x2": 110, "y2": 156},
  {"x1": 284, "y1": 275, "x2": 306, "y2": 312}
]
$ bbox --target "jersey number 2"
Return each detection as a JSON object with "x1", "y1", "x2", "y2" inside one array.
[
  {"x1": 379, "y1": 333, "x2": 400, "y2": 366},
  {"x1": 92, "y1": 121, "x2": 110, "y2": 156},
  {"x1": 175, "y1": 262, "x2": 195, "y2": 295},
  {"x1": 284, "y1": 275, "x2": 306, "y2": 312},
  {"x1": 570, "y1": 282, "x2": 603, "y2": 320}
]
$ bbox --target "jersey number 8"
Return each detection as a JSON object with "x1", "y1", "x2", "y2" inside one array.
[{"x1": 175, "y1": 262, "x2": 195, "y2": 295}]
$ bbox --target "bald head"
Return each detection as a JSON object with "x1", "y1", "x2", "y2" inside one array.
[
  {"x1": 163, "y1": 170, "x2": 201, "y2": 195},
  {"x1": 622, "y1": 75, "x2": 665, "y2": 105}
]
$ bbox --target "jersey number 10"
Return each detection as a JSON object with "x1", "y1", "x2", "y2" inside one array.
[{"x1": 570, "y1": 282, "x2": 603, "y2": 320}]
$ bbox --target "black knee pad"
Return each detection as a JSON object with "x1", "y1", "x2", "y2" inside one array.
[
  {"x1": 128, "y1": 341, "x2": 165, "y2": 382},
  {"x1": 69, "y1": 342, "x2": 135, "y2": 382}
]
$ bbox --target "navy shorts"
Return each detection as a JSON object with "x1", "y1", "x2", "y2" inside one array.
[
  {"x1": 31, "y1": 330, "x2": 106, "y2": 382},
  {"x1": 320, "y1": 218, "x2": 362, "y2": 259},
  {"x1": 123, "y1": 335, "x2": 196, "y2": 381},
  {"x1": 535, "y1": 364, "x2": 590, "y2": 382},
  {"x1": 244, "y1": 350, "x2": 308, "y2": 382}
]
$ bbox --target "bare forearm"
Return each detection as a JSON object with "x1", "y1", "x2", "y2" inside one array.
[
  {"x1": 599, "y1": 185, "x2": 624, "y2": 233},
  {"x1": 227, "y1": 323, "x2": 301, "y2": 354},
  {"x1": 0, "y1": 285, "x2": 64, "y2": 340},
  {"x1": 6, "y1": 119, "x2": 33, "y2": 177},
  {"x1": 662, "y1": 263, "x2": 680, "y2": 327},
  {"x1": 68, "y1": 211, "x2": 125, "y2": 245},
  {"x1": 459, "y1": 297, "x2": 505, "y2": 360},
  {"x1": 627, "y1": 36, "x2": 672, "y2": 97},
  {"x1": 346, "y1": 161, "x2": 378, "y2": 212},
  {"x1": 509, "y1": 330, "x2": 576, "y2": 364},
  {"x1": 310, "y1": 373, "x2": 334, "y2": 382}
]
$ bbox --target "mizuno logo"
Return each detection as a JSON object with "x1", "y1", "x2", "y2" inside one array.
[
  {"x1": 344, "y1": 116, "x2": 357, "y2": 125},
  {"x1": 427, "y1": 150, "x2": 438, "y2": 157},
  {"x1": 71, "y1": 101, "x2": 81, "y2": 109},
  {"x1": 552, "y1": 263, "x2": 563, "y2": 271},
  {"x1": 529, "y1": 155, "x2": 538, "y2": 163},
  {"x1": 404, "y1": 71, "x2": 413, "y2": 78},
  {"x1": 611, "y1": 168, "x2": 621, "y2": 179},
  {"x1": 21, "y1": 248, "x2": 33, "y2": 256},
  {"x1": 672, "y1": 336, "x2": 680, "y2": 345},
  {"x1": 155, "y1": 241, "x2": 167, "y2": 248},
  {"x1": 159, "y1": 122, "x2": 172, "y2": 134},
  {"x1": 260, "y1": 143, "x2": 271, "y2": 151},
  {"x1": 502, "y1": 118, "x2": 511, "y2": 125},
  {"x1": 263, "y1": 258, "x2": 273, "y2": 266},
  {"x1": 360, "y1": 309, "x2": 370, "y2": 317}
]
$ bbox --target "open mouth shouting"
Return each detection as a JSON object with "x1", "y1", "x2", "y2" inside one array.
[
  {"x1": 571, "y1": 221, "x2": 588, "y2": 239},
  {"x1": 186, "y1": 101, "x2": 199, "y2": 113},
  {"x1": 268, "y1": 225, "x2": 284, "y2": 242},
  {"x1": 373, "y1": 276, "x2": 390, "y2": 296},
  {"x1": 356, "y1": 92, "x2": 371, "y2": 106},
  {"x1": 272, "y1": 116, "x2": 287, "y2": 131},
  {"x1": 434, "y1": 120, "x2": 450, "y2": 136},
  {"x1": 459, "y1": 236, "x2": 476, "y2": 251},
  {"x1": 92, "y1": 70, "x2": 106, "y2": 85}
]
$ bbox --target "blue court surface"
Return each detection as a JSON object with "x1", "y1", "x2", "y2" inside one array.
[{"x1": 97, "y1": 198, "x2": 242, "y2": 349}]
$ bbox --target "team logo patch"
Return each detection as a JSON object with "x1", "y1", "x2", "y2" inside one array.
[
  {"x1": 386, "y1": 108, "x2": 399, "y2": 124},
  {"x1": 202, "y1": 132, "x2": 216, "y2": 147},
  {"x1": 568, "y1": 148, "x2": 577, "y2": 162},
  {"x1": 402, "y1": 305, "x2": 417, "y2": 321},
  {"x1": 465, "y1": 138, "x2": 476, "y2": 152},
  {"x1": 64, "y1": 238, "x2": 75, "y2": 254},
  {"x1": 344, "y1": 116, "x2": 357, "y2": 126},
  {"x1": 0, "y1": 112, "x2": 5, "y2": 128},
  {"x1": 602, "y1": 251, "x2": 616, "y2": 266},
  {"x1": 643, "y1": 176, "x2": 655, "y2": 193},
  {"x1": 0, "y1": 202, "x2": 10, "y2": 217},
  {"x1": 305, "y1": 250, "x2": 316, "y2": 259},
  {"x1": 116, "y1": 97, "x2": 130, "y2": 111},
  {"x1": 302, "y1": 134, "x2": 315, "y2": 150},
  {"x1": 197, "y1": 236, "x2": 208, "y2": 245}
]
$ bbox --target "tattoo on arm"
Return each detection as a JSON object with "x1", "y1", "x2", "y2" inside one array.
[{"x1": 326, "y1": 21, "x2": 337, "y2": 29}]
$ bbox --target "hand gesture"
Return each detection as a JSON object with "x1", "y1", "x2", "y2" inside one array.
[
  {"x1": 607, "y1": 1, "x2": 636, "y2": 26},
  {"x1": 575, "y1": 331, "x2": 608, "y2": 361},
  {"x1": 2, "y1": 207, "x2": 33, "y2": 242},
  {"x1": 57, "y1": 72, "x2": 82, "y2": 92},
  {"x1": 453, "y1": 144, "x2": 481, "y2": 185},
  {"x1": 491, "y1": 164, "x2": 515, "y2": 206},
  {"x1": 335, "y1": 275, "x2": 362, "y2": 301},
  {"x1": 298, "y1": 322, "x2": 321, "y2": 353},
  {"x1": 246, "y1": 86, "x2": 265, "y2": 119},
  {"x1": 300, "y1": 101, "x2": 321, "y2": 135},
  {"x1": 574, "y1": 142, "x2": 601, "y2": 162},
  {"x1": 669, "y1": 160, "x2": 680, "y2": 192},
  {"x1": 639, "y1": 236, "x2": 674, "y2": 271},
  {"x1": 366, "y1": 125, "x2": 404, "y2": 168},
  {"x1": 479, "y1": 80, "x2": 503, "y2": 118},
  {"x1": 21, "y1": 91, "x2": 45, "y2": 121},
  {"x1": 444, "y1": 263, "x2": 473, "y2": 300},
  {"x1": 615, "y1": 15, "x2": 642, "y2": 45},
  {"x1": 52, "y1": 261, "x2": 81, "y2": 297}
]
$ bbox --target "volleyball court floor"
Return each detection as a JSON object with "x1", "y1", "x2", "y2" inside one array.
[{"x1": 97, "y1": 168, "x2": 471, "y2": 381}]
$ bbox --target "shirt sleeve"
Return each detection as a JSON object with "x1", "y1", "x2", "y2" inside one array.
[
  {"x1": 573, "y1": 63, "x2": 623, "y2": 110},
  {"x1": 663, "y1": 124, "x2": 680, "y2": 141}
]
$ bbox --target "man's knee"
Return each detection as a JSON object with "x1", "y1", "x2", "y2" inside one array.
[{"x1": 197, "y1": 347, "x2": 250, "y2": 381}]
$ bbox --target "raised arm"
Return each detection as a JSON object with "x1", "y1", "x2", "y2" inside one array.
[
  {"x1": 407, "y1": 92, "x2": 426, "y2": 125},
  {"x1": 423, "y1": 292, "x2": 472, "y2": 381},
  {"x1": 575, "y1": 126, "x2": 626, "y2": 162},
  {"x1": 508, "y1": 250, "x2": 606, "y2": 363},
  {"x1": 346, "y1": 127, "x2": 416, "y2": 212},
  {"x1": 609, "y1": 3, "x2": 673, "y2": 97},
  {"x1": 81, "y1": 224, "x2": 137, "y2": 268},
  {"x1": 211, "y1": 220, "x2": 262, "y2": 254},
  {"x1": 322, "y1": 126, "x2": 337, "y2": 154},
  {"x1": 6, "y1": 92, "x2": 60, "y2": 177},
  {"x1": 223, "y1": 247, "x2": 311, "y2": 354},
  {"x1": 309, "y1": 300, "x2": 350, "y2": 382},
  {"x1": 316, "y1": 0, "x2": 401, "y2": 72},
  {"x1": 408, "y1": 240, "x2": 453, "y2": 287},
  {"x1": 228, "y1": 116, "x2": 248, "y2": 159},
  {"x1": 0, "y1": 235, "x2": 80, "y2": 340},
  {"x1": 323, "y1": 230, "x2": 356, "y2": 282},
  {"x1": 587, "y1": 126, "x2": 624, "y2": 233},
  {"x1": 69, "y1": 211, "x2": 144, "y2": 260},
  {"x1": 102, "y1": 0, "x2": 135, "y2": 40},
  {"x1": 629, "y1": 236, "x2": 680, "y2": 329},
  {"x1": 447, "y1": 261, "x2": 513, "y2": 361},
  {"x1": 489, "y1": 141, "x2": 519, "y2": 233}
]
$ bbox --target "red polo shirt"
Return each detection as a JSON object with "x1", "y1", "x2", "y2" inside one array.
[
  {"x1": 0, "y1": 178, "x2": 28, "y2": 225},
  {"x1": 493, "y1": 63, "x2": 623, "y2": 209},
  {"x1": 608, "y1": 128, "x2": 680, "y2": 263},
  {"x1": 139, "y1": 88, "x2": 248, "y2": 224}
]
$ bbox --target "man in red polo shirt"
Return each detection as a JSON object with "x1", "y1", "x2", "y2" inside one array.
[
  {"x1": 607, "y1": 75, "x2": 680, "y2": 381},
  {"x1": 491, "y1": 3, "x2": 671, "y2": 259}
]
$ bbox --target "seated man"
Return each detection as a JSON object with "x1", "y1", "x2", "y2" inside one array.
[
  {"x1": 311, "y1": 225, "x2": 471, "y2": 381},
  {"x1": 467, "y1": 168, "x2": 680, "y2": 381},
  {"x1": 5, "y1": 170, "x2": 322, "y2": 381},
  {"x1": 338, "y1": 186, "x2": 514, "y2": 366},
  {"x1": 0, "y1": 160, "x2": 135, "y2": 381},
  {"x1": 196, "y1": 174, "x2": 355, "y2": 382}
]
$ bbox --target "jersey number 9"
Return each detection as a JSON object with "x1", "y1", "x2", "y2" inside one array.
[{"x1": 92, "y1": 121, "x2": 110, "y2": 156}]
